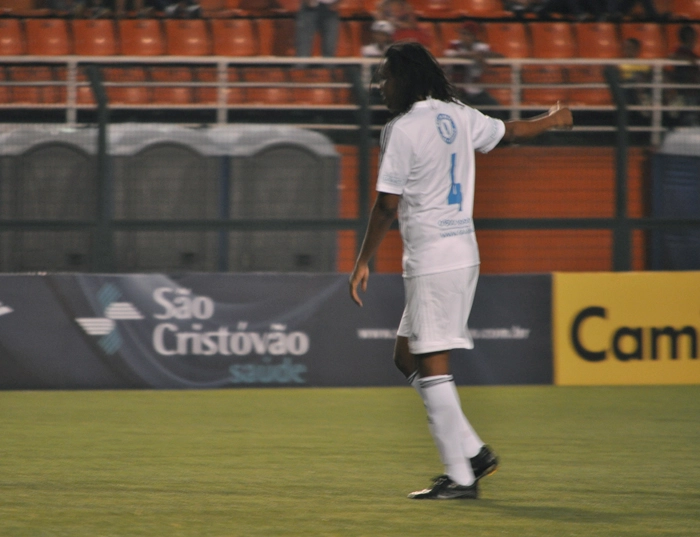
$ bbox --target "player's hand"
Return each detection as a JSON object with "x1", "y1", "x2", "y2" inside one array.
[
  {"x1": 349, "y1": 262, "x2": 370, "y2": 307},
  {"x1": 548, "y1": 101, "x2": 574, "y2": 130}
]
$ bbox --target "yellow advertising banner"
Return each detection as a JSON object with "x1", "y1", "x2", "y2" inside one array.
[{"x1": 553, "y1": 272, "x2": 700, "y2": 386}]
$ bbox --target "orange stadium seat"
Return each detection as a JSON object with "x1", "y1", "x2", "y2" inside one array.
[
  {"x1": 530, "y1": 22, "x2": 576, "y2": 58},
  {"x1": 103, "y1": 67, "x2": 150, "y2": 104},
  {"x1": 336, "y1": 20, "x2": 362, "y2": 57},
  {"x1": 272, "y1": 0, "x2": 299, "y2": 14},
  {"x1": 363, "y1": 0, "x2": 378, "y2": 15},
  {"x1": 289, "y1": 68, "x2": 336, "y2": 105},
  {"x1": 412, "y1": 0, "x2": 461, "y2": 19},
  {"x1": 150, "y1": 67, "x2": 194, "y2": 104},
  {"x1": 75, "y1": 68, "x2": 93, "y2": 105},
  {"x1": 198, "y1": 0, "x2": 225, "y2": 16},
  {"x1": 0, "y1": 68, "x2": 10, "y2": 103},
  {"x1": 575, "y1": 22, "x2": 620, "y2": 58},
  {"x1": 119, "y1": 19, "x2": 165, "y2": 56},
  {"x1": 211, "y1": 19, "x2": 258, "y2": 56},
  {"x1": 164, "y1": 19, "x2": 211, "y2": 56},
  {"x1": 483, "y1": 23, "x2": 531, "y2": 105},
  {"x1": 256, "y1": 18, "x2": 295, "y2": 56},
  {"x1": 1, "y1": 0, "x2": 50, "y2": 17},
  {"x1": 620, "y1": 23, "x2": 667, "y2": 58},
  {"x1": 523, "y1": 22, "x2": 576, "y2": 105},
  {"x1": 241, "y1": 67, "x2": 290, "y2": 104},
  {"x1": 332, "y1": 68, "x2": 353, "y2": 104},
  {"x1": 457, "y1": 0, "x2": 512, "y2": 18},
  {"x1": 415, "y1": 21, "x2": 441, "y2": 57},
  {"x1": 25, "y1": 19, "x2": 71, "y2": 55},
  {"x1": 338, "y1": 0, "x2": 368, "y2": 16},
  {"x1": 52, "y1": 66, "x2": 69, "y2": 104},
  {"x1": 0, "y1": 18, "x2": 25, "y2": 55},
  {"x1": 215, "y1": 0, "x2": 244, "y2": 15},
  {"x1": 439, "y1": 22, "x2": 464, "y2": 53},
  {"x1": 312, "y1": 33, "x2": 322, "y2": 57},
  {"x1": 8, "y1": 66, "x2": 61, "y2": 104},
  {"x1": 72, "y1": 19, "x2": 118, "y2": 56},
  {"x1": 71, "y1": 65, "x2": 137, "y2": 106},
  {"x1": 569, "y1": 23, "x2": 620, "y2": 105},
  {"x1": 256, "y1": 18, "x2": 274, "y2": 56},
  {"x1": 485, "y1": 22, "x2": 530, "y2": 58},
  {"x1": 1, "y1": 0, "x2": 34, "y2": 11},
  {"x1": 478, "y1": 66, "x2": 514, "y2": 106},
  {"x1": 671, "y1": 0, "x2": 700, "y2": 19},
  {"x1": 194, "y1": 66, "x2": 246, "y2": 104}
]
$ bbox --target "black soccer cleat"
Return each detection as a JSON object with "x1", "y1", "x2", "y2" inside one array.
[
  {"x1": 470, "y1": 445, "x2": 499, "y2": 481},
  {"x1": 407, "y1": 475, "x2": 478, "y2": 500}
]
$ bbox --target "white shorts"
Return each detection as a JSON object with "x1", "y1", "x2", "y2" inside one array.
[{"x1": 397, "y1": 265, "x2": 479, "y2": 355}]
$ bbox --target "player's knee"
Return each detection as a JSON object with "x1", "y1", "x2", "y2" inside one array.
[{"x1": 393, "y1": 344, "x2": 415, "y2": 378}]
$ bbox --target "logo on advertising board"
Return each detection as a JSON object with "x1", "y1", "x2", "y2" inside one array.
[
  {"x1": 77, "y1": 281, "x2": 311, "y2": 387},
  {"x1": 76, "y1": 283, "x2": 144, "y2": 354},
  {"x1": 0, "y1": 301, "x2": 13, "y2": 316},
  {"x1": 553, "y1": 272, "x2": 700, "y2": 386}
]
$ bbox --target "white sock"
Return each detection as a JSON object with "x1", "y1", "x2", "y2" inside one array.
[
  {"x1": 409, "y1": 372, "x2": 484, "y2": 459},
  {"x1": 449, "y1": 381, "x2": 484, "y2": 458},
  {"x1": 418, "y1": 375, "x2": 475, "y2": 486}
]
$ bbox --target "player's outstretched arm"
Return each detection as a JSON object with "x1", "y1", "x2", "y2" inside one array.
[
  {"x1": 349, "y1": 192, "x2": 400, "y2": 307},
  {"x1": 502, "y1": 102, "x2": 573, "y2": 143}
]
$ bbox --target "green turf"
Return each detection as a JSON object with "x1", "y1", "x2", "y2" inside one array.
[{"x1": 1, "y1": 385, "x2": 699, "y2": 537}]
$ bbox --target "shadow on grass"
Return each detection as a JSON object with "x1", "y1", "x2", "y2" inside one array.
[{"x1": 475, "y1": 500, "x2": 626, "y2": 524}]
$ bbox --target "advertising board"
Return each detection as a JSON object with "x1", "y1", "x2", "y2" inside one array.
[{"x1": 554, "y1": 272, "x2": 700, "y2": 385}]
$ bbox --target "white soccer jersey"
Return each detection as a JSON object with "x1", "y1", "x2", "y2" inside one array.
[{"x1": 376, "y1": 98, "x2": 505, "y2": 277}]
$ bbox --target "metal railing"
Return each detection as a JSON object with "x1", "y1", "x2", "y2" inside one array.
[
  {"x1": 0, "y1": 55, "x2": 699, "y2": 273},
  {"x1": 0, "y1": 56, "x2": 699, "y2": 143}
]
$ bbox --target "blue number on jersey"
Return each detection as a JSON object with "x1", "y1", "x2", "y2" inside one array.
[{"x1": 447, "y1": 153, "x2": 462, "y2": 211}]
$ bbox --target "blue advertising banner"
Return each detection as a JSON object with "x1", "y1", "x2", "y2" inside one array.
[{"x1": 0, "y1": 273, "x2": 551, "y2": 389}]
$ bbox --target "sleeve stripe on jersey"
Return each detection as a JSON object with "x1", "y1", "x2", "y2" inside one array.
[{"x1": 379, "y1": 115, "x2": 401, "y2": 165}]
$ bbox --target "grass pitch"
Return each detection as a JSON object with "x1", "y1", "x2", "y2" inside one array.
[{"x1": 1, "y1": 385, "x2": 699, "y2": 537}]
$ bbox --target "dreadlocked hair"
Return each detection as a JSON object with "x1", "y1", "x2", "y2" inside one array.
[{"x1": 382, "y1": 41, "x2": 461, "y2": 115}]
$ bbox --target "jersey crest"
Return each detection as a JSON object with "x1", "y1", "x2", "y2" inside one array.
[{"x1": 436, "y1": 114, "x2": 457, "y2": 144}]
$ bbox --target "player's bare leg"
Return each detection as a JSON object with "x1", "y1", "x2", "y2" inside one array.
[{"x1": 393, "y1": 336, "x2": 416, "y2": 378}]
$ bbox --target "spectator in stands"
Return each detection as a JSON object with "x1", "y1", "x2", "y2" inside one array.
[
  {"x1": 605, "y1": 0, "x2": 666, "y2": 21},
  {"x1": 84, "y1": 0, "x2": 113, "y2": 17},
  {"x1": 375, "y1": 0, "x2": 410, "y2": 24},
  {"x1": 533, "y1": 0, "x2": 604, "y2": 21},
  {"x1": 503, "y1": 0, "x2": 539, "y2": 19},
  {"x1": 363, "y1": 21, "x2": 395, "y2": 105},
  {"x1": 375, "y1": 0, "x2": 432, "y2": 48},
  {"x1": 443, "y1": 21, "x2": 504, "y2": 117},
  {"x1": 113, "y1": 0, "x2": 200, "y2": 18},
  {"x1": 114, "y1": 0, "x2": 136, "y2": 16},
  {"x1": 113, "y1": 0, "x2": 148, "y2": 17},
  {"x1": 49, "y1": 0, "x2": 87, "y2": 17},
  {"x1": 361, "y1": 20, "x2": 394, "y2": 58},
  {"x1": 153, "y1": 0, "x2": 202, "y2": 17},
  {"x1": 618, "y1": 37, "x2": 651, "y2": 120},
  {"x1": 667, "y1": 25, "x2": 700, "y2": 126},
  {"x1": 295, "y1": 0, "x2": 340, "y2": 57}
]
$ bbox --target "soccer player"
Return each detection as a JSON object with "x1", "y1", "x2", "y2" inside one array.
[{"x1": 348, "y1": 41, "x2": 573, "y2": 500}]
